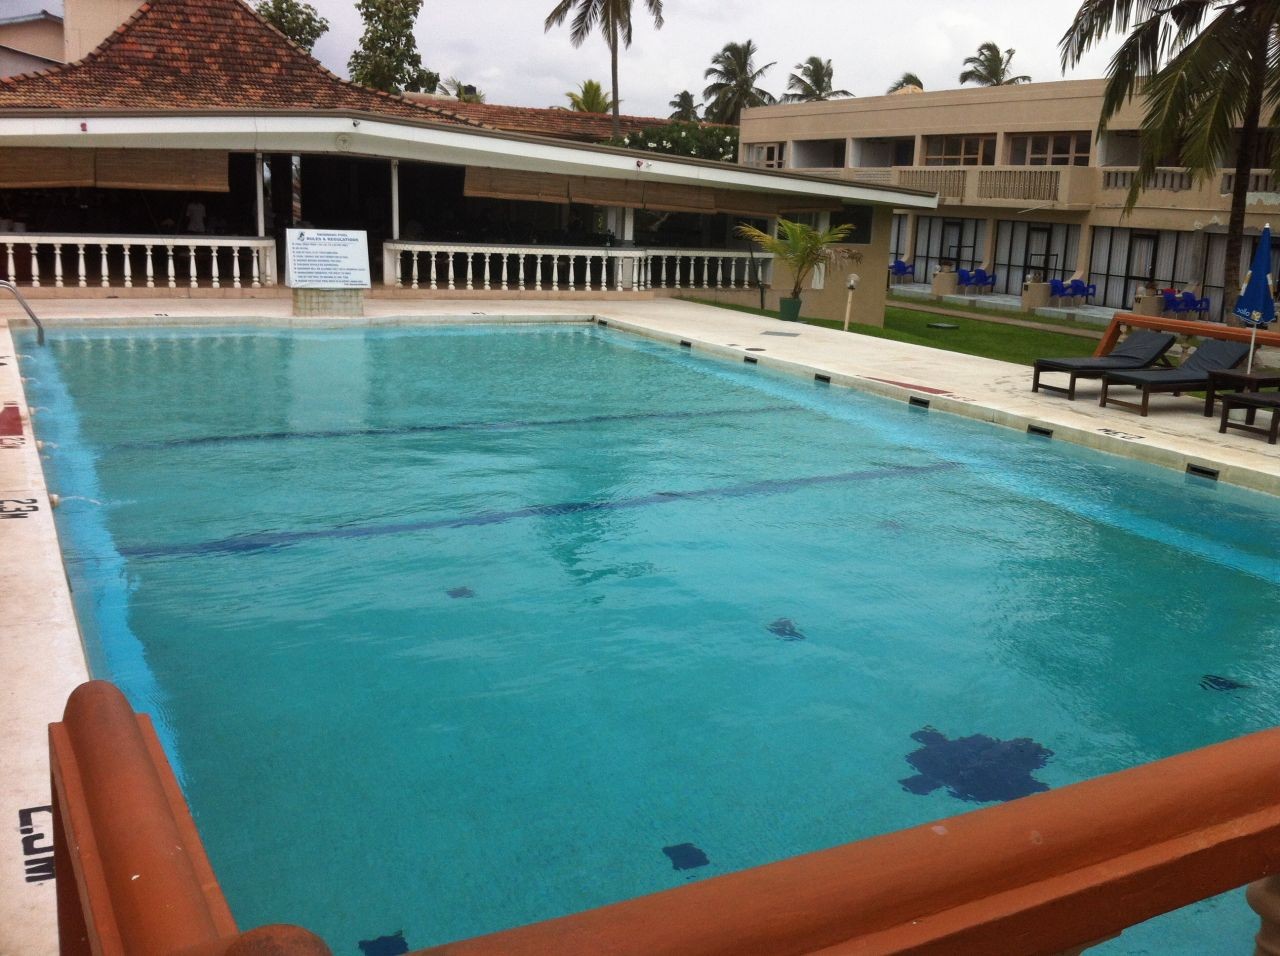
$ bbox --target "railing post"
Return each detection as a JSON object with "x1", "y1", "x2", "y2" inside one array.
[
  {"x1": 5, "y1": 242, "x2": 14, "y2": 284},
  {"x1": 122, "y1": 245, "x2": 133, "y2": 288},
  {"x1": 54, "y1": 243, "x2": 64, "y2": 288},
  {"x1": 28, "y1": 243, "x2": 40, "y2": 287},
  {"x1": 188, "y1": 246, "x2": 198, "y2": 288},
  {"x1": 145, "y1": 244, "x2": 155, "y2": 289},
  {"x1": 76, "y1": 243, "x2": 87, "y2": 287},
  {"x1": 100, "y1": 245, "x2": 109, "y2": 287},
  {"x1": 166, "y1": 244, "x2": 176, "y2": 288}
]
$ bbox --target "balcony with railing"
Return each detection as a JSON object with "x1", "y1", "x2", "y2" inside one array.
[{"x1": 1099, "y1": 167, "x2": 1280, "y2": 214}]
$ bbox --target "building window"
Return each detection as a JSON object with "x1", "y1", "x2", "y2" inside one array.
[
  {"x1": 923, "y1": 135, "x2": 996, "y2": 167},
  {"x1": 746, "y1": 143, "x2": 786, "y2": 169},
  {"x1": 1008, "y1": 132, "x2": 1091, "y2": 167}
]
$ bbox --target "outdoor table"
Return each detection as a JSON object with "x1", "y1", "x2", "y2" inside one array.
[
  {"x1": 1202, "y1": 368, "x2": 1280, "y2": 417},
  {"x1": 1218, "y1": 392, "x2": 1280, "y2": 444}
]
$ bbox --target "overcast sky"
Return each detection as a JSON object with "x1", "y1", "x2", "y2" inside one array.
[{"x1": 297, "y1": 0, "x2": 1124, "y2": 115}]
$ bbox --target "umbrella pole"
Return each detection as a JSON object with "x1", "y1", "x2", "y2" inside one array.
[{"x1": 1248, "y1": 324, "x2": 1258, "y2": 374}]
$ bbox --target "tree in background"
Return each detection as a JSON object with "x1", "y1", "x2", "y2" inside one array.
[
  {"x1": 703, "y1": 40, "x2": 776, "y2": 125},
  {"x1": 1061, "y1": 0, "x2": 1276, "y2": 308},
  {"x1": 958, "y1": 42, "x2": 1030, "y2": 86},
  {"x1": 668, "y1": 90, "x2": 701, "y2": 121},
  {"x1": 255, "y1": 0, "x2": 329, "y2": 53},
  {"x1": 348, "y1": 0, "x2": 439, "y2": 94},
  {"x1": 886, "y1": 71, "x2": 924, "y2": 93},
  {"x1": 441, "y1": 77, "x2": 487, "y2": 103},
  {"x1": 545, "y1": 0, "x2": 664, "y2": 138},
  {"x1": 784, "y1": 56, "x2": 852, "y2": 102},
  {"x1": 567, "y1": 79, "x2": 615, "y2": 112},
  {"x1": 608, "y1": 122, "x2": 738, "y2": 162}
]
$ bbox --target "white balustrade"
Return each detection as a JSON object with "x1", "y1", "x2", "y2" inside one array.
[
  {"x1": 383, "y1": 242, "x2": 768, "y2": 293},
  {"x1": 0, "y1": 234, "x2": 277, "y2": 290}
]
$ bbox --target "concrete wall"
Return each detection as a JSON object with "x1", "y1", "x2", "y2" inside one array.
[
  {"x1": 63, "y1": 0, "x2": 143, "y2": 61},
  {"x1": 0, "y1": 17, "x2": 63, "y2": 61},
  {"x1": 0, "y1": 44, "x2": 56, "y2": 77}
]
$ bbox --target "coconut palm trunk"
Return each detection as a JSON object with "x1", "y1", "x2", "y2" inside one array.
[
  {"x1": 609, "y1": 16, "x2": 620, "y2": 137},
  {"x1": 1224, "y1": 41, "x2": 1268, "y2": 318}
]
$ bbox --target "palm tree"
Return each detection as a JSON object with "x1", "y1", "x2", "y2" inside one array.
[
  {"x1": 544, "y1": 0, "x2": 664, "y2": 137},
  {"x1": 703, "y1": 40, "x2": 776, "y2": 125},
  {"x1": 959, "y1": 42, "x2": 1031, "y2": 86},
  {"x1": 887, "y1": 71, "x2": 924, "y2": 94},
  {"x1": 441, "y1": 77, "x2": 486, "y2": 103},
  {"x1": 783, "y1": 56, "x2": 852, "y2": 102},
  {"x1": 1061, "y1": 1, "x2": 1274, "y2": 311},
  {"x1": 567, "y1": 79, "x2": 615, "y2": 112},
  {"x1": 669, "y1": 90, "x2": 700, "y2": 121}
]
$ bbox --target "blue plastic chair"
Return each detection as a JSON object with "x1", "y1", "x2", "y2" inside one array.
[
  {"x1": 1068, "y1": 279, "x2": 1096, "y2": 302},
  {"x1": 1194, "y1": 297, "x2": 1212, "y2": 320},
  {"x1": 1049, "y1": 278, "x2": 1069, "y2": 303},
  {"x1": 957, "y1": 268, "x2": 973, "y2": 290},
  {"x1": 972, "y1": 269, "x2": 996, "y2": 292},
  {"x1": 1161, "y1": 290, "x2": 1189, "y2": 316},
  {"x1": 1179, "y1": 291, "x2": 1201, "y2": 316},
  {"x1": 890, "y1": 260, "x2": 915, "y2": 282}
]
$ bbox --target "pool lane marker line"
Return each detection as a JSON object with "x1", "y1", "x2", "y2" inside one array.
[
  {"x1": 118, "y1": 461, "x2": 959, "y2": 560},
  {"x1": 112, "y1": 405, "x2": 801, "y2": 451}
]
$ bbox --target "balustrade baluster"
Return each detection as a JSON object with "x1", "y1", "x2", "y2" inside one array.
[
  {"x1": 411, "y1": 251, "x2": 420, "y2": 290},
  {"x1": 674, "y1": 256, "x2": 683, "y2": 290},
  {"x1": 28, "y1": 244, "x2": 39, "y2": 287},
  {"x1": 394, "y1": 249, "x2": 404, "y2": 288},
  {"x1": 429, "y1": 252, "x2": 438, "y2": 290},
  {"x1": 188, "y1": 246, "x2": 198, "y2": 288},
  {"x1": 518, "y1": 254, "x2": 526, "y2": 291},
  {"x1": 54, "y1": 243, "x2": 64, "y2": 288},
  {"x1": 145, "y1": 245, "x2": 155, "y2": 288},
  {"x1": 231, "y1": 246, "x2": 242, "y2": 289},
  {"x1": 122, "y1": 245, "x2": 133, "y2": 288},
  {"x1": 659, "y1": 255, "x2": 667, "y2": 288},
  {"x1": 483, "y1": 252, "x2": 491, "y2": 291},
  {"x1": 100, "y1": 245, "x2": 110, "y2": 287},
  {"x1": 77, "y1": 243, "x2": 87, "y2": 288},
  {"x1": 500, "y1": 254, "x2": 509, "y2": 291},
  {"x1": 535, "y1": 254, "x2": 543, "y2": 291},
  {"x1": 566, "y1": 255, "x2": 575, "y2": 291},
  {"x1": 4, "y1": 243, "x2": 13, "y2": 284},
  {"x1": 250, "y1": 247, "x2": 261, "y2": 289},
  {"x1": 465, "y1": 252, "x2": 474, "y2": 290},
  {"x1": 614, "y1": 254, "x2": 623, "y2": 292},
  {"x1": 447, "y1": 251, "x2": 456, "y2": 290},
  {"x1": 551, "y1": 254, "x2": 559, "y2": 289},
  {"x1": 166, "y1": 245, "x2": 176, "y2": 289},
  {"x1": 210, "y1": 247, "x2": 221, "y2": 288}
]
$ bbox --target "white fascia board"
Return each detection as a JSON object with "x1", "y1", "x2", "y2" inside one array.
[{"x1": 0, "y1": 113, "x2": 938, "y2": 209}]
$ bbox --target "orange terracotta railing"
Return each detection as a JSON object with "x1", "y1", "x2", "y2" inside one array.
[
  {"x1": 1095, "y1": 312, "x2": 1280, "y2": 357},
  {"x1": 50, "y1": 681, "x2": 328, "y2": 956},
  {"x1": 49, "y1": 681, "x2": 1280, "y2": 955}
]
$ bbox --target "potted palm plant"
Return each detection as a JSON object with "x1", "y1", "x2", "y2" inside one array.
[{"x1": 737, "y1": 218, "x2": 857, "y2": 321}]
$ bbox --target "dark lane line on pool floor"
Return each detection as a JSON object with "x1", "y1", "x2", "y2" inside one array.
[
  {"x1": 118, "y1": 462, "x2": 959, "y2": 560},
  {"x1": 111, "y1": 405, "x2": 804, "y2": 450}
]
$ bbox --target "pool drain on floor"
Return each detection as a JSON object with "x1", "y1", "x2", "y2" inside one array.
[{"x1": 663, "y1": 843, "x2": 709, "y2": 870}]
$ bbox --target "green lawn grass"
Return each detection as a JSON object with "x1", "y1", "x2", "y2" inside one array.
[
  {"x1": 682, "y1": 298, "x2": 1099, "y2": 367},
  {"x1": 884, "y1": 293, "x2": 1107, "y2": 333}
]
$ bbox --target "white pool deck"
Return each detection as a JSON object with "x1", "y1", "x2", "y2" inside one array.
[{"x1": 1, "y1": 296, "x2": 1278, "y2": 954}]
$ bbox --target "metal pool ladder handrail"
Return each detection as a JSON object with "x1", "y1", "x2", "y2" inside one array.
[{"x1": 0, "y1": 279, "x2": 44, "y2": 345}]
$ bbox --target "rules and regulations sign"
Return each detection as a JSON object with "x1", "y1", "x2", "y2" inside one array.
[{"x1": 285, "y1": 229, "x2": 371, "y2": 289}]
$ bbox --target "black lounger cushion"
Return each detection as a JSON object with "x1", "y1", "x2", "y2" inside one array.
[
  {"x1": 1103, "y1": 339, "x2": 1250, "y2": 387},
  {"x1": 1035, "y1": 330, "x2": 1176, "y2": 372}
]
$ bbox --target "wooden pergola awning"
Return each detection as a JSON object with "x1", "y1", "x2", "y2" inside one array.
[
  {"x1": 0, "y1": 148, "x2": 229, "y2": 192},
  {"x1": 464, "y1": 167, "x2": 842, "y2": 216}
]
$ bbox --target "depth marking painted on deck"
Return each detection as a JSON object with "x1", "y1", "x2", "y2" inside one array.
[{"x1": 118, "y1": 462, "x2": 959, "y2": 559}]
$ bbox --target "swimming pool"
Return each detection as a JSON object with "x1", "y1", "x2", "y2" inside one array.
[{"x1": 20, "y1": 323, "x2": 1280, "y2": 953}]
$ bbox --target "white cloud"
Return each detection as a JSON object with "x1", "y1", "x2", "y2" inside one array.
[{"x1": 305, "y1": 0, "x2": 1122, "y2": 115}]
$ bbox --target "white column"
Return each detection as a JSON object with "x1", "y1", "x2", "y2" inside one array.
[
  {"x1": 255, "y1": 152, "x2": 266, "y2": 238},
  {"x1": 390, "y1": 160, "x2": 401, "y2": 240}
]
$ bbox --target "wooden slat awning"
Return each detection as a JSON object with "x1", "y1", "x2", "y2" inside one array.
[
  {"x1": 0, "y1": 148, "x2": 229, "y2": 191},
  {"x1": 0, "y1": 148, "x2": 94, "y2": 188},
  {"x1": 465, "y1": 166, "x2": 842, "y2": 216}
]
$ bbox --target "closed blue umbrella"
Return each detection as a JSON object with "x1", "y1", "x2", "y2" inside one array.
[{"x1": 1233, "y1": 223, "x2": 1274, "y2": 373}]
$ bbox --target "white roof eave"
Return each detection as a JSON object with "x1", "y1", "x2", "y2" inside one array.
[{"x1": 0, "y1": 112, "x2": 938, "y2": 210}]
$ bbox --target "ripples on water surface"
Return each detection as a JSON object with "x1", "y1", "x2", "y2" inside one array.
[{"x1": 21, "y1": 324, "x2": 1280, "y2": 954}]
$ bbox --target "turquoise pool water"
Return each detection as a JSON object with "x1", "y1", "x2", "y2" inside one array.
[{"x1": 19, "y1": 323, "x2": 1280, "y2": 954}]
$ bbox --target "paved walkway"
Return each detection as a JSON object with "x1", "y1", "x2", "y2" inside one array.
[{"x1": 1, "y1": 295, "x2": 1277, "y2": 954}]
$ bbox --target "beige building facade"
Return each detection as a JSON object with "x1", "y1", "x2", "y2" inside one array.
[
  {"x1": 0, "y1": 0, "x2": 144, "y2": 74},
  {"x1": 741, "y1": 79, "x2": 1280, "y2": 319}
]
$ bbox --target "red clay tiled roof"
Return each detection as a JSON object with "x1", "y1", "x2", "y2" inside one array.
[
  {"x1": 0, "y1": 0, "x2": 481, "y2": 127},
  {"x1": 405, "y1": 97, "x2": 675, "y2": 142}
]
